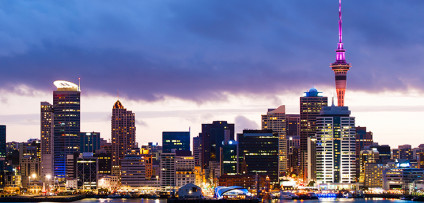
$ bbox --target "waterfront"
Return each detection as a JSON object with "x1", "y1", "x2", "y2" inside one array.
[{"x1": 67, "y1": 198, "x2": 412, "y2": 203}]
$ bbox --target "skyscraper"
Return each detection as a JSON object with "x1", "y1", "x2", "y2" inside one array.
[
  {"x1": 316, "y1": 104, "x2": 356, "y2": 184},
  {"x1": 355, "y1": 127, "x2": 373, "y2": 181},
  {"x1": 330, "y1": 0, "x2": 351, "y2": 107},
  {"x1": 52, "y1": 80, "x2": 81, "y2": 181},
  {"x1": 162, "y1": 131, "x2": 190, "y2": 153},
  {"x1": 40, "y1": 102, "x2": 53, "y2": 178},
  {"x1": 0, "y1": 125, "x2": 5, "y2": 159},
  {"x1": 237, "y1": 130, "x2": 279, "y2": 184},
  {"x1": 200, "y1": 121, "x2": 234, "y2": 172},
  {"x1": 299, "y1": 88, "x2": 328, "y2": 182},
  {"x1": 111, "y1": 100, "x2": 136, "y2": 175},
  {"x1": 261, "y1": 105, "x2": 287, "y2": 178},
  {"x1": 193, "y1": 136, "x2": 201, "y2": 166}
]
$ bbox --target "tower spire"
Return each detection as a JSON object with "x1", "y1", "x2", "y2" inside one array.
[{"x1": 330, "y1": 0, "x2": 351, "y2": 107}]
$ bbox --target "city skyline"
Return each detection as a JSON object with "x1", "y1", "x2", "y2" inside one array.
[{"x1": 1, "y1": 0, "x2": 424, "y2": 148}]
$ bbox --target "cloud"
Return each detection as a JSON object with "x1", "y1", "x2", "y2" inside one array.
[
  {"x1": 234, "y1": 116, "x2": 259, "y2": 133},
  {"x1": 0, "y1": 0, "x2": 423, "y2": 102}
]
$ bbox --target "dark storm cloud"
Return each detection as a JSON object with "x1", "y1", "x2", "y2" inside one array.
[{"x1": 0, "y1": 0, "x2": 423, "y2": 101}]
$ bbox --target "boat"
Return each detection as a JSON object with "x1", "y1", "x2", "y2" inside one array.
[{"x1": 280, "y1": 192, "x2": 297, "y2": 200}]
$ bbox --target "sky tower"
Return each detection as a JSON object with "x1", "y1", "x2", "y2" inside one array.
[{"x1": 330, "y1": 0, "x2": 351, "y2": 107}]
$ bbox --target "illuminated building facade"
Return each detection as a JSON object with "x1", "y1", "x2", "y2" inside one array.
[
  {"x1": 316, "y1": 105, "x2": 356, "y2": 184},
  {"x1": 300, "y1": 88, "x2": 328, "y2": 182},
  {"x1": 220, "y1": 140, "x2": 238, "y2": 175},
  {"x1": 237, "y1": 130, "x2": 279, "y2": 184},
  {"x1": 40, "y1": 102, "x2": 53, "y2": 178},
  {"x1": 330, "y1": 0, "x2": 351, "y2": 107},
  {"x1": 175, "y1": 155, "x2": 195, "y2": 187},
  {"x1": 358, "y1": 149, "x2": 379, "y2": 184},
  {"x1": 261, "y1": 105, "x2": 287, "y2": 178},
  {"x1": 162, "y1": 131, "x2": 190, "y2": 153},
  {"x1": 52, "y1": 80, "x2": 81, "y2": 181},
  {"x1": 111, "y1": 100, "x2": 136, "y2": 175},
  {"x1": 383, "y1": 167, "x2": 424, "y2": 190},
  {"x1": 355, "y1": 127, "x2": 373, "y2": 181},
  {"x1": 121, "y1": 149, "x2": 146, "y2": 187}
]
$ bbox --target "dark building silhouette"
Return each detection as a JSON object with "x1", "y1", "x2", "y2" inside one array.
[
  {"x1": 80, "y1": 132, "x2": 101, "y2": 154},
  {"x1": 200, "y1": 121, "x2": 234, "y2": 171},
  {"x1": 355, "y1": 126, "x2": 373, "y2": 181},
  {"x1": 162, "y1": 131, "x2": 190, "y2": 153},
  {"x1": 238, "y1": 130, "x2": 279, "y2": 184}
]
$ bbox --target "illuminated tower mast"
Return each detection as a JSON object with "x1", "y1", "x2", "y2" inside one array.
[{"x1": 330, "y1": 0, "x2": 351, "y2": 107}]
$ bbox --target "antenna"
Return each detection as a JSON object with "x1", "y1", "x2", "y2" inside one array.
[
  {"x1": 78, "y1": 77, "x2": 81, "y2": 91},
  {"x1": 339, "y1": 0, "x2": 342, "y2": 43}
]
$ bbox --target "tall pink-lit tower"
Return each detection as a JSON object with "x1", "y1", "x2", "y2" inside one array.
[{"x1": 330, "y1": 0, "x2": 351, "y2": 107}]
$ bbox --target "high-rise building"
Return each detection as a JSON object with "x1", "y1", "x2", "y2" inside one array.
[
  {"x1": 0, "y1": 125, "x2": 5, "y2": 159},
  {"x1": 300, "y1": 88, "x2": 328, "y2": 182},
  {"x1": 316, "y1": 105, "x2": 356, "y2": 184},
  {"x1": 80, "y1": 132, "x2": 101, "y2": 154},
  {"x1": 160, "y1": 152, "x2": 176, "y2": 190},
  {"x1": 162, "y1": 131, "x2": 190, "y2": 153},
  {"x1": 220, "y1": 140, "x2": 238, "y2": 176},
  {"x1": 52, "y1": 80, "x2": 81, "y2": 181},
  {"x1": 355, "y1": 127, "x2": 373, "y2": 181},
  {"x1": 193, "y1": 136, "x2": 201, "y2": 166},
  {"x1": 40, "y1": 102, "x2": 53, "y2": 178},
  {"x1": 76, "y1": 153, "x2": 98, "y2": 190},
  {"x1": 111, "y1": 100, "x2": 136, "y2": 175},
  {"x1": 286, "y1": 114, "x2": 300, "y2": 137},
  {"x1": 175, "y1": 155, "x2": 195, "y2": 187},
  {"x1": 94, "y1": 149, "x2": 112, "y2": 176},
  {"x1": 287, "y1": 135, "x2": 300, "y2": 176},
  {"x1": 121, "y1": 149, "x2": 146, "y2": 187},
  {"x1": 237, "y1": 130, "x2": 279, "y2": 184},
  {"x1": 358, "y1": 149, "x2": 379, "y2": 184},
  {"x1": 330, "y1": 0, "x2": 351, "y2": 107},
  {"x1": 261, "y1": 105, "x2": 287, "y2": 178},
  {"x1": 200, "y1": 121, "x2": 234, "y2": 177},
  {"x1": 398, "y1": 145, "x2": 413, "y2": 160}
]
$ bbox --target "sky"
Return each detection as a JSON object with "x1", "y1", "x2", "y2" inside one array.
[{"x1": 1, "y1": 0, "x2": 424, "y2": 148}]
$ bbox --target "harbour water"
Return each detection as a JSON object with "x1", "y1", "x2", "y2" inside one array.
[{"x1": 67, "y1": 198, "x2": 412, "y2": 203}]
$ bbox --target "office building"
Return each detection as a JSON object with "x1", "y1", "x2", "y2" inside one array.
[
  {"x1": 355, "y1": 127, "x2": 373, "y2": 181},
  {"x1": 237, "y1": 130, "x2": 279, "y2": 184},
  {"x1": 193, "y1": 136, "x2": 201, "y2": 166},
  {"x1": 76, "y1": 153, "x2": 98, "y2": 190},
  {"x1": 80, "y1": 132, "x2": 101, "y2": 154},
  {"x1": 287, "y1": 135, "x2": 300, "y2": 176},
  {"x1": 358, "y1": 149, "x2": 379, "y2": 184},
  {"x1": 0, "y1": 125, "x2": 5, "y2": 158},
  {"x1": 220, "y1": 140, "x2": 238, "y2": 175},
  {"x1": 286, "y1": 114, "x2": 300, "y2": 137},
  {"x1": 330, "y1": 0, "x2": 351, "y2": 107},
  {"x1": 160, "y1": 153, "x2": 176, "y2": 190},
  {"x1": 200, "y1": 121, "x2": 234, "y2": 179},
  {"x1": 40, "y1": 102, "x2": 53, "y2": 178},
  {"x1": 111, "y1": 100, "x2": 136, "y2": 175},
  {"x1": 175, "y1": 155, "x2": 195, "y2": 187},
  {"x1": 121, "y1": 149, "x2": 146, "y2": 187},
  {"x1": 162, "y1": 131, "x2": 190, "y2": 153},
  {"x1": 300, "y1": 88, "x2": 328, "y2": 182},
  {"x1": 383, "y1": 167, "x2": 424, "y2": 190},
  {"x1": 399, "y1": 145, "x2": 413, "y2": 160},
  {"x1": 316, "y1": 105, "x2": 356, "y2": 184},
  {"x1": 95, "y1": 149, "x2": 112, "y2": 175},
  {"x1": 261, "y1": 105, "x2": 287, "y2": 178},
  {"x1": 52, "y1": 80, "x2": 81, "y2": 181}
]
